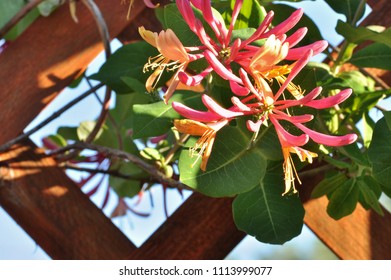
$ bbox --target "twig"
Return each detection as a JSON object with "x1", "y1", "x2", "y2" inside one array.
[
  {"x1": 84, "y1": 74, "x2": 123, "y2": 149},
  {"x1": 0, "y1": 83, "x2": 104, "y2": 152},
  {"x1": 81, "y1": 0, "x2": 112, "y2": 144},
  {"x1": 0, "y1": 0, "x2": 44, "y2": 38},
  {"x1": 164, "y1": 134, "x2": 190, "y2": 165},
  {"x1": 62, "y1": 163, "x2": 146, "y2": 181},
  {"x1": 51, "y1": 142, "x2": 193, "y2": 191},
  {"x1": 298, "y1": 164, "x2": 335, "y2": 179}
]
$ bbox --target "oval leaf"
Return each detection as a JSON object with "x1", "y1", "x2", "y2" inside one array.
[
  {"x1": 233, "y1": 166, "x2": 305, "y2": 244},
  {"x1": 327, "y1": 178, "x2": 359, "y2": 220},
  {"x1": 179, "y1": 125, "x2": 267, "y2": 197}
]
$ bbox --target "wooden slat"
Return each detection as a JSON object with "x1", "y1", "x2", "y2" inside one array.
[
  {"x1": 0, "y1": 0, "x2": 146, "y2": 259},
  {"x1": 300, "y1": 171, "x2": 391, "y2": 260},
  {"x1": 129, "y1": 193, "x2": 245, "y2": 260},
  {"x1": 0, "y1": 0, "x2": 145, "y2": 144},
  {"x1": 0, "y1": 140, "x2": 136, "y2": 259}
]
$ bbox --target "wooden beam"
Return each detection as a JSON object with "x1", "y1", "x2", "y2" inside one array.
[
  {"x1": 129, "y1": 194, "x2": 245, "y2": 260},
  {"x1": 0, "y1": 0, "x2": 146, "y2": 144},
  {"x1": 0, "y1": 140, "x2": 136, "y2": 259},
  {"x1": 301, "y1": 172, "x2": 391, "y2": 260}
]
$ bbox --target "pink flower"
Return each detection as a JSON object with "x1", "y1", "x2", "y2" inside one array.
[{"x1": 139, "y1": 27, "x2": 202, "y2": 103}]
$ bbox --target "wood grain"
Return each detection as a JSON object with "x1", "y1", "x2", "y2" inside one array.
[
  {"x1": 0, "y1": 0, "x2": 145, "y2": 144},
  {"x1": 0, "y1": 140, "x2": 136, "y2": 259},
  {"x1": 130, "y1": 193, "x2": 245, "y2": 260}
]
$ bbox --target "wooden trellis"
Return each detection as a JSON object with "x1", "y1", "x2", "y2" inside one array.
[{"x1": 0, "y1": 0, "x2": 390, "y2": 260}]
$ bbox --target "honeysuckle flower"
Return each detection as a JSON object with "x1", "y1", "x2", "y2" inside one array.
[
  {"x1": 139, "y1": 27, "x2": 202, "y2": 102},
  {"x1": 174, "y1": 118, "x2": 229, "y2": 171}
]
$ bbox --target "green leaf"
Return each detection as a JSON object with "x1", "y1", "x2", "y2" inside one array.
[
  {"x1": 357, "y1": 176, "x2": 383, "y2": 215},
  {"x1": 336, "y1": 21, "x2": 391, "y2": 48},
  {"x1": 327, "y1": 178, "x2": 359, "y2": 220},
  {"x1": 47, "y1": 134, "x2": 67, "y2": 148},
  {"x1": 311, "y1": 172, "x2": 348, "y2": 199},
  {"x1": 368, "y1": 117, "x2": 391, "y2": 198},
  {"x1": 109, "y1": 161, "x2": 144, "y2": 198},
  {"x1": 57, "y1": 126, "x2": 78, "y2": 141},
  {"x1": 337, "y1": 70, "x2": 375, "y2": 94},
  {"x1": 0, "y1": 0, "x2": 40, "y2": 41},
  {"x1": 337, "y1": 143, "x2": 369, "y2": 167},
  {"x1": 121, "y1": 76, "x2": 148, "y2": 94},
  {"x1": 362, "y1": 111, "x2": 375, "y2": 148},
  {"x1": 132, "y1": 91, "x2": 202, "y2": 139},
  {"x1": 383, "y1": 111, "x2": 391, "y2": 130},
  {"x1": 90, "y1": 42, "x2": 158, "y2": 93},
  {"x1": 349, "y1": 43, "x2": 391, "y2": 71},
  {"x1": 255, "y1": 125, "x2": 283, "y2": 161},
  {"x1": 155, "y1": 3, "x2": 201, "y2": 46},
  {"x1": 77, "y1": 121, "x2": 103, "y2": 141},
  {"x1": 233, "y1": 165, "x2": 305, "y2": 244},
  {"x1": 178, "y1": 124, "x2": 267, "y2": 197},
  {"x1": 222, "y1": 0, "x2": 266, "y2": 29},
  {"x1": 324, "y1": 0, "x2": 366, "y2": 23},
  {"x1": 38, "y1": 0, "x2": 61, "y2": 17}
]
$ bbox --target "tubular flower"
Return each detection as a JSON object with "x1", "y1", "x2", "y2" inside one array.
[
  {"x1": 174, "y1": 119, "x2": 228, "y2": 171},
  {"x1": 139, "y1": 27, "x2": 201, "y2": 102}
]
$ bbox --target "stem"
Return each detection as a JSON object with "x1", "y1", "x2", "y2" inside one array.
[
  {"x1": 84, "y1": 75, "x2": 124, "y2": 149},
  {"x1": 62, "y1": 163, "x2": 146, "y2": 181},
  {"x1": 332, "y1": 0, "x2": 366, "y2": 73},
  {"x1": 82, "y1": 0, "x2": 112, "y2": 143},
  {"x1": 164, "y1": 134, "x2": 190, "y2": 165},
  {"x1": 51, "y1": 142, "x2": 193, "y2": 191},
  {"x1": 298, "y1": 164, "x2": 334, "y2": 179},
  {"x1": 0, "y1": 83, "x2": 104, "y2": 152},
  {"x1": 0, "y1": 0, "x2": 44, "y2": 38}
]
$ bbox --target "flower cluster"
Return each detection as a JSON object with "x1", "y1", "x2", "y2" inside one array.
[{"x1": 139, "y1": 0, "x2": 357, "y2": 195}]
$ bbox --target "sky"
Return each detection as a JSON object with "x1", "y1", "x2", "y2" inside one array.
[{"x1": 0, "y1": 0, "x2": 387, "y2": 260}]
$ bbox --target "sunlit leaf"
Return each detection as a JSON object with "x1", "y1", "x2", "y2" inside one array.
[
  {"x1": 132, "y1": 91, "x2": 203, "y2": 139},
  {"x1": 179, "y1": 124, "x2": 267, "y2": 197},
  {"x1": 349, "y1": 43, "x2": 391, "y2": 71}
]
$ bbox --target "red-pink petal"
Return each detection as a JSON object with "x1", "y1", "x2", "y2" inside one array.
[
  {"x1": 230, "y1": 80, "x2": 250, "y2": 96},
  {"x1": 231, "y1": 96, "x2": 252, "y2": 112},
  {"x1": 294, "y1": 122, "x2": 358, "y2": 146},
  {"x1": 241, "y1": 11, "x2": 274, "y2": 47},
  {"x1": 178, "y1": 67, "x2": 213, "y2": 86},
  {"x1": 305, "y1": 89, "x2": 352, "y2": 109},
  {"x1": 204, "y1": 50, "x2": 242, "y2": 84},
  {"x1": 284, "y1": 27, "x2": 307, "y2": 48},
  {"x1": 246, "y1": 119, "x2": 263, "y2": 133},
  {"x1": 286, "y1": 40, "x2": 328, "y2": 60},
  {"x1": 227, "y1": 0, "x2": 244, "y2": 45},
  {"x1": 261, "y1": 8, "x2": 303, "y2": 38},
  {"x1": 275, "y1": 49, "x2": 313, "y2": 100},
  {"x1": 272, "y1": 112, "x2": 314, "y2": 123},
  {"x1": 143, "y1": 0, "x2": 159, "y2": 8},
  {"x1": 271, "y1": 117, "x2": 309, "y2": 147},
  {"x1": 274, "y1": 86, "x2": 323, "y2": 109},
  {"x1": 202, "y1": 94, "x2": 243, "y2": 118},
  {"x1": 172, "y1": 102, "x2": 221, "y2": 122},
  {"x1": 177, "y1": 0, "x2": 197, "y2": 33}
]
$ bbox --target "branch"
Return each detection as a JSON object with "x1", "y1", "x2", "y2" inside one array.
[
  {"x1": 52, "y1": 142, "x2": 193, "y2": 191},
  {"x1": 62, "y1": 163, "x2": 146, "y2": 181},
  {"x1": 0, "y1": 0, "x2": 44, "y2": 38},
  {"x1": 81, "y1": 0, "x2": 112, "y2": 144},
  {"x1": 0, "y1": 83, "x2": 104, "y2": 152}
]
